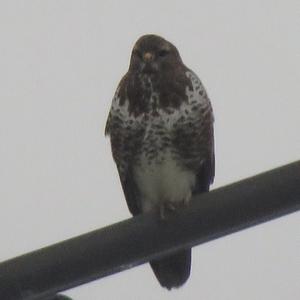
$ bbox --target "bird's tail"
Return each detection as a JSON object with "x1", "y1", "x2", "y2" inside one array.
[{"x1": 150, "y1": 248, "x2": 191, "y2": 290}]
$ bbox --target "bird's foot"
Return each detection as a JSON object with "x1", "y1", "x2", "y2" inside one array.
[
  {"x1": 183, "y1": 194, "x2": 191, "y2": 207},
  {"x1": 159, "y1": 201, "x2": 177, "y2": 220},
  {"x1": 159, "y1": 195, "x2": 191, "y2": 220}
]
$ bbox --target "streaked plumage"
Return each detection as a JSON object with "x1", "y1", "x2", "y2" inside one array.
[{"x1": 105, "y1": 34, "x2": 214, "y2": 289}]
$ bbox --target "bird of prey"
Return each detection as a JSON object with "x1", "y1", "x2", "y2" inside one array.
[{"x1": 105, "y1": 34, "x2": 214, "y2": 289}]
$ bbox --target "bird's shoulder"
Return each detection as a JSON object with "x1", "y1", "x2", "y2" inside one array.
[{"x1": 105, "y1": 73, "x2": 137, "y2": 136}]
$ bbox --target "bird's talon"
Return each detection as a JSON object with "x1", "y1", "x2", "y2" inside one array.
[{"x1": 166, "y1": 202, "x2": 176, "y2": 211}]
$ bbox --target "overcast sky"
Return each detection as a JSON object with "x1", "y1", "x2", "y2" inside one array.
[{"x1": 0, "y1": 1, "x2": 299, "y2": 299}]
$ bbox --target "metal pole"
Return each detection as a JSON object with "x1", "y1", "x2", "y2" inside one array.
[
  {"x1": 44, "y1": 295, "x2": 72, "y2": 300},
  {"x1": 0, "y1": 161, "x2": 299, "y2": 300}
]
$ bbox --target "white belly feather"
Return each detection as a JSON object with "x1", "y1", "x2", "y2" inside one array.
[{"x1": 133, "y1": 150, "x2": 196, "y2": 213}]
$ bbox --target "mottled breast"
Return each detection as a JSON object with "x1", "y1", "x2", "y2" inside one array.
[{"x1": 131, "y1": 71, "x2": 212, "y2": 211}]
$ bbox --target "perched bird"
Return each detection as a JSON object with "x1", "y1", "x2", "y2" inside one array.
[{"x1": 105, "y1": 34, "x2": 214, "y2": 289}]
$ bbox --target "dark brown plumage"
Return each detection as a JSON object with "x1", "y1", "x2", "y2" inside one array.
[{"x1": 105, "y1": 34, "x2": 214, "y2": 289}]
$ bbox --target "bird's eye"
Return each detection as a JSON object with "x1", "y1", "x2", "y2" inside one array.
[{"x1": 158, "y1": 49, "x2": 169, "y2": 57}]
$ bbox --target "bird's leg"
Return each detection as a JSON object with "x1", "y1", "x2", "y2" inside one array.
[
  {"x1": 159, "y1": 201, "x2": 176, "y2": 220},
  {"x1": 183, "y1": 197, "x2": 189, "y2": 207},
  {"x1": 165, "y1": 201, "x2": 176, "y2": 212},
  {"x1": 183, "y1": 192, "x2": 192, "y2": 207}
]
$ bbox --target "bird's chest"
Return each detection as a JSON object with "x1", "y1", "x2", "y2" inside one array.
[
  {"x1": 137, "y1": 112, "x2": 178, "y2": 163},
  {"x1": 133, "y1": 147, "x2": 196, "y2": 212},
  {"x1": 133, "y1": 111, "x2": 196, "y2": 212}
]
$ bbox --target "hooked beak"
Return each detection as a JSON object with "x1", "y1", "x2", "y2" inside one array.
[
  {"x1": 141, "y1": 52, "x2": 158, "y2": 74},
  {"x1": 143, "y1": 52, "x2": 154, "y2": 62}
]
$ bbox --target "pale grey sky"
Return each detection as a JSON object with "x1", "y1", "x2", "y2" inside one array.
[{"x1": 0, "y1": 1, "x2": 299, "y2": 299}]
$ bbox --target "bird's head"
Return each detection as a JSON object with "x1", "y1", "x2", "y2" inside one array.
[{"x1": 129, "y1": 34, "x2": 182, "y2": 75}]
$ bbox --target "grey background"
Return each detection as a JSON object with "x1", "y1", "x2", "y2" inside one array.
[{"x1": 0, "y1": 1, "x2": 299, "y2": 299}]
